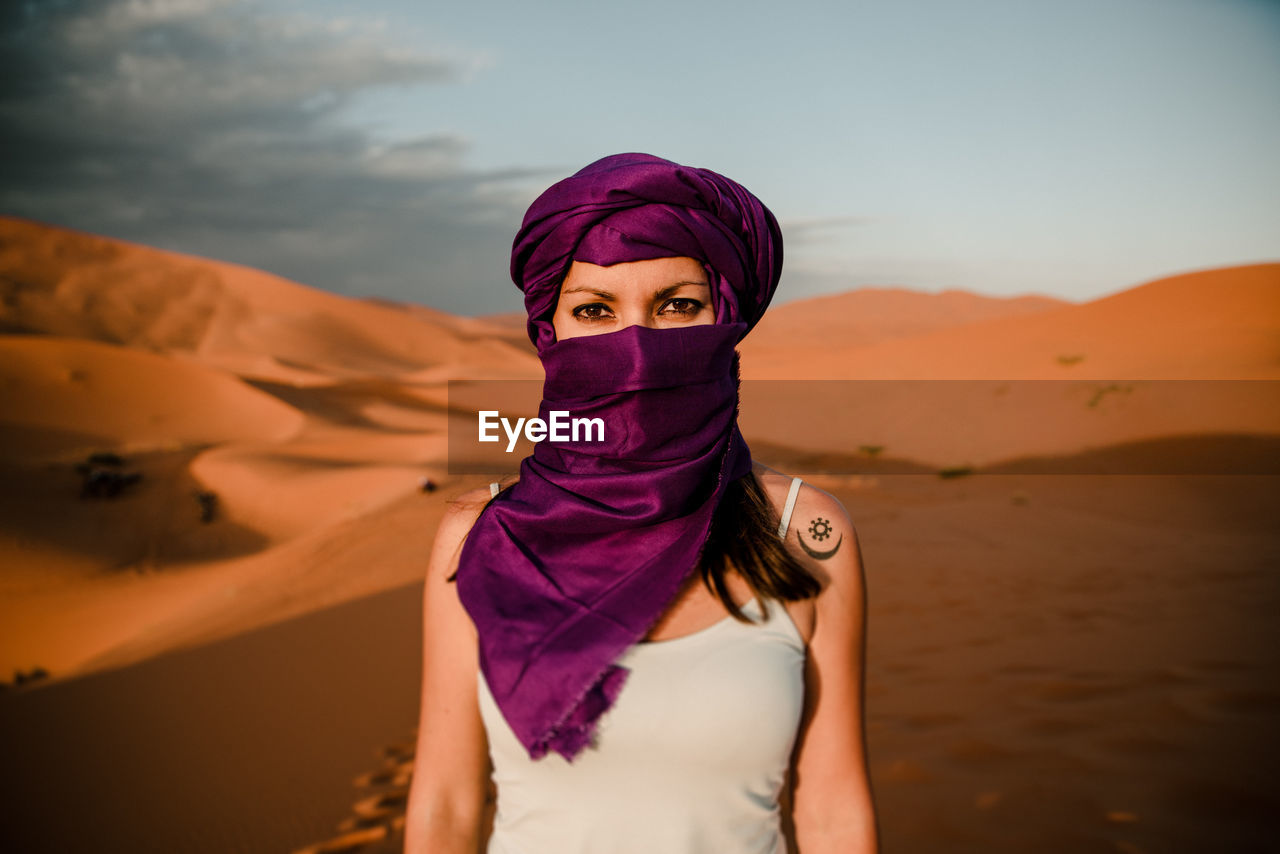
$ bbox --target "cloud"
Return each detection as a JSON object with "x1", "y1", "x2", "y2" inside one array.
[
  {"x1": 779, "y1": 215, "x2": 875, "y2": 246},
  {"x1": 0, "y1": 0, "x2": 543, "y2": 315}
]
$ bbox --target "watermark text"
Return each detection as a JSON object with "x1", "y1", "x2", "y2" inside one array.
[{"x1": 478, "y1": 410, "x2": 605, "y2": 453}]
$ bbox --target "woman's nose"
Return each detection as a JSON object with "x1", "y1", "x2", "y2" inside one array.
[{"x1": 618, "y1": 308, "x2": 657, "y2": 329}]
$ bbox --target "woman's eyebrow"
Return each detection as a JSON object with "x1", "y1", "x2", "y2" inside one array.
[
  {"x1": 652, "y1": 281, "x2": 709, "y2": 300},
  {"x1": 560, "y1": 286, "x2": 616, "y2": 299},
  {"x1": 560, "y1": 280, "x2": 709, "y2": 300}
]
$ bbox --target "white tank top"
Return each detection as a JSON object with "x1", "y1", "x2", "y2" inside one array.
[{"x1": 477, "y1": 478, "x2": 807, "y2": 854}]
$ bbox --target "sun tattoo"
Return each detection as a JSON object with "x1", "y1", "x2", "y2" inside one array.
[{"x1": 798, "y1": 516, "x2": 843, "y2": 560}]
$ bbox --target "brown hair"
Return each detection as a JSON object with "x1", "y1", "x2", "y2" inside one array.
[{"x1": 696, "y1": 469, "x2": 821, "y2": 621}]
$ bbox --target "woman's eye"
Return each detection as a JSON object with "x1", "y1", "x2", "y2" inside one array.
[
  {"x1": 660, "y1": 298, "x2": 703, "y2": 316},
  {"x1": 572, "y1": 303, "x2": 612, "y2": 322}
]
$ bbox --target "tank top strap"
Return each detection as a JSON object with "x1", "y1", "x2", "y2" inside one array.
[
  {"x1": 775, "y1": 476, "x2": 803, "y2": 540},
  {"x1": 489, "y1": 481, "x2": 501, "y2": 499}
]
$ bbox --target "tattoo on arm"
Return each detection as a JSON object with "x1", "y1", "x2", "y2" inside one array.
[{"x1": 798, "y1": 516, "x2": 843, "y2": 560}]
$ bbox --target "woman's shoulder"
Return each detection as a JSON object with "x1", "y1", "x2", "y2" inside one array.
[
  {"x1": 425, "y1": 483, "x2": 498, "y2": 582},
  {"x1": 446, "y1": 483, "x2": 494, "y2": 521},
  {"x1": 752, "y1": 463, "x2": 861, "y2": 587},
  {"x1": 442, "y1": 476, "x2": 522, "y2": 531},
  {"x1": 752, "y1": 463, "x2": 851, "y2": 528},
  {"x1": 452, "y1": 482, "x2": 498, "y2": 507}
]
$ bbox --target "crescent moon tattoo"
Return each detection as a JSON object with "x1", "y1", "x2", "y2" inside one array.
[{"x1": 798, "y1": 530, "x2": 843, "y2": 560}]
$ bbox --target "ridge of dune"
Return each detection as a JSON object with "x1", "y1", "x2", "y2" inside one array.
[
  {"x1": 478, "y1": 310, "x2": 528, "y2": 329},
  {"x1": 367, "y1": 298, "x2": 537, "y2": 357},
  {"x1": 743, "y1": 263, "x2": 1280, "y2": 381},
  {"x1": 0, "y1": 216, "x2": 542, "y2": 385},
  {"x1": 744, "y1": 286, "x2": 1070, "y2": 355},
  {"x1": 0, "y1": 335, "x2": 305, "y2": 459}
]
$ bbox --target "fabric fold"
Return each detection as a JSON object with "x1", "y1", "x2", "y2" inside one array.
[
  {"x1": 455, "y1": 153, "x2": 780, "y2": 761},
  {"x1": 457, "y1": 323, "x2": 752, "y2": 760}
]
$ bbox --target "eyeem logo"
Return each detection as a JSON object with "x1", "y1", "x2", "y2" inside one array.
[{"x1": 479, "y1": 410, "x2": 605, "y2": 453}]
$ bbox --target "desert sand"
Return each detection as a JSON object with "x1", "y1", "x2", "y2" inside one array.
[{"x1": 0, "y1": 216, "x2": 1277, "y2": 853}]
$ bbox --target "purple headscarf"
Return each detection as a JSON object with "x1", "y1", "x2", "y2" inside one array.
[{"x1": 456, "y1": 153, "x2": 783, "y2": 761}]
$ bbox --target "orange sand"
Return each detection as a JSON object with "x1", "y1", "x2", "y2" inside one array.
[{"x1": 0, "y1": 216, "x2": 1276, "y2": 853}]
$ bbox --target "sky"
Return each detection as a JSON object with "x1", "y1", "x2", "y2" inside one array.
[{"x1": 1, "y1": 0, "x2": 1277, "y2": 316}]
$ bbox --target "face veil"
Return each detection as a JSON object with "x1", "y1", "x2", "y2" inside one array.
[{"x1": 455, "y1": 153, "x2": 783, "y2": 762}]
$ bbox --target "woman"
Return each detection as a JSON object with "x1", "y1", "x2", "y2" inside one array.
[{"x1": 405, "y1": 153, "x2": 878, "y2": 853}]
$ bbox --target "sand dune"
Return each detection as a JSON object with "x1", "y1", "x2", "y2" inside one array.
[
  {"x1": 740, "y1": 263, "x2": 1280, "y2": 469},
  {"x1": 1, "y1": 218, "x2": 1277, "y2": 853},
  {"x1": 0, "y1": 218, "x2": 534, "y2": 683},
  {"x1": 0, "y1": 215, "x2": 541, "y2": 385},
  {"x1": 369, "y1": 298, "x2": 536, "y2": 355},
  {"x1": 742, "y1": 263, "x2": 1280, "y2": 381},
  {"x1": 0, "y1": 336, "x2": 304, "y2": 458},
  {"x1": 744, "y1": 286, "x2": 1070, "y2": 356},
  {"x1": 1, "y1": 218, "x2": 1276, "y2": 685}
]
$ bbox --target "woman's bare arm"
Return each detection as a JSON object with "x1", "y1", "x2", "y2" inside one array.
[
  {"x1": 404, "y1": 489, "x2": 493, "y2": 854},
  {"x1": 788, "y1": 486, "x2": 880, "y2": 853}
]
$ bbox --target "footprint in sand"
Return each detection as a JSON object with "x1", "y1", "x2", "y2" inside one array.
[
  {"x1": 353, "y1": 757, "x2": 414, "y2": 789},
  {"x1": 293, "y1": 735, "x2": 417, "y2": 854},
  {"x1": 350, "y1": 790, "x2": 409, "y2": 824}
]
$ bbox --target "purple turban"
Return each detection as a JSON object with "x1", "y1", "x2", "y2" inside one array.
[
  {"x1": 456, "y1": 153, "x2": 782, "y2": 761},
  {"x1": 512, "y1": 152, "x2": 783, "y2": 352}
]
